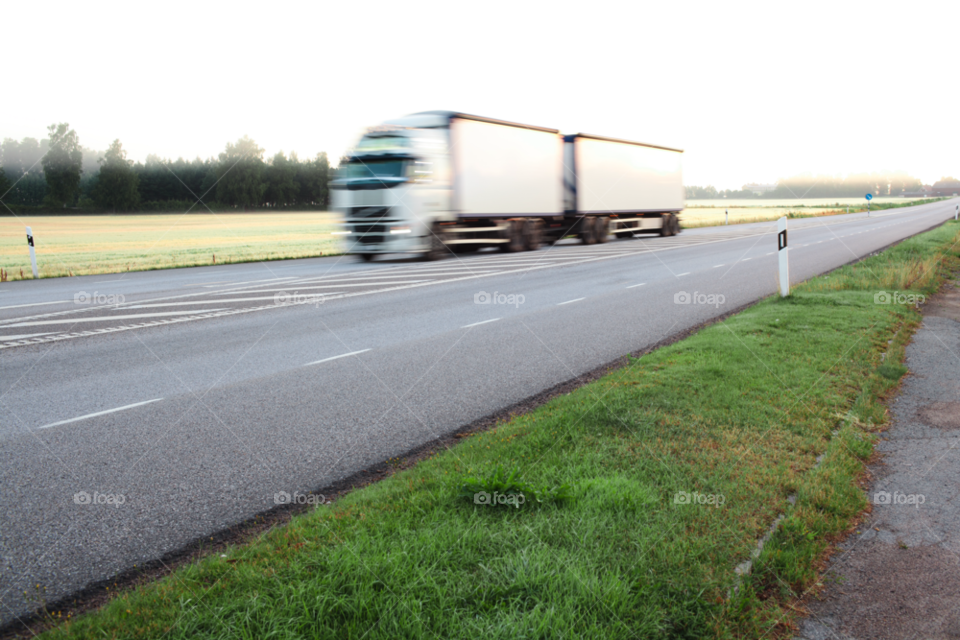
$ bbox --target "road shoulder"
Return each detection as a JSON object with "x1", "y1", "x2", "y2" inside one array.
[{"x1": 797, "y1": 277, "x2": 960, "y2": 640}]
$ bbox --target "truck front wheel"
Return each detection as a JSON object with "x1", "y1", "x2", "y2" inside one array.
[{"x1": 425, "y1": 223, "x2": 451, "y2": 261}]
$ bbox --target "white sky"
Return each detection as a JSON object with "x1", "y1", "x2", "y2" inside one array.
[{"x1": 4, "y1": 0, "x2": 957, "y2": 189}]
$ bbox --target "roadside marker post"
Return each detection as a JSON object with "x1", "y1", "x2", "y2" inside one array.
[
  {"x1": 777, "y1": 216, "x2": 789, "y2": 297},
  {"x1": 866, "y1": 192, "x2": 873, "y2": 217},
  {"x1": 725, "y1": 209, "x2": 728, "y2": 225},
  {"x1": 955, "y1": 204, "x2": 957, "y2": 221},
  {"x1": 26, "y1": 226, "x2": 38, "y2": 279}
]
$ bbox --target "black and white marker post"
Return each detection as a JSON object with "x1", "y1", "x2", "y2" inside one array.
[
  {"x1": 777, "y1": 216, "x2": 789, "y2": 297},
  {"x1": 26, "y1": 226, "x2": 38, "y2": 279},
  {"x1": 955, "y1": 204, "x2": 957, "y2": 221}
]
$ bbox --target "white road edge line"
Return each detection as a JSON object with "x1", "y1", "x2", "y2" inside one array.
[
  {"x1": 304, "y1": 348, "x2": 371, "y2": 366},
  {"x1": 712, "y1": 264, "x2": 725, "y2": 268},
  {"x1": 462, "y1": 318, "x2": 501, "y2": 329},
  {"x1": 676, "y1": 272, "x2": 691, "y2": 277},
  {"x1": 38, "y1": 398, "x2": 164, "y2": 430},
  {"x1": 626, "y1": 283, "x2": 647, "y2": 288},
  {"x1": 557, "y1": 297, "x2": 585, "y2": 305}
]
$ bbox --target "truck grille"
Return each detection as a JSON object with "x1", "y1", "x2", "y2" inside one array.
[
  {"x1": 355, "y1": 224, "x2": 388, "y2": 243},
  {"x1": 347, "y1": 207, "x2": 400, "y2": 245}
]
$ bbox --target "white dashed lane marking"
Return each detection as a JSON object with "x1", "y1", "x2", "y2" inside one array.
[
  {"x1": 462, "y1": 318, "x2": 501, "y2": 329},
  {"x1": 38, "y1": 398, "x2": 164, "y2": 430},
  {"x1": 304, "y1": 349, "x2": 371, "y2": 366}
]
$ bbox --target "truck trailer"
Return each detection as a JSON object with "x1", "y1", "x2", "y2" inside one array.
[{"x1": 331, "y1": 111, "x2": 683, "y2": 261}]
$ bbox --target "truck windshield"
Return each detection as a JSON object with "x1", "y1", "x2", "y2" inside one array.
[{"x1": 341, "y1": 160, "x2": 407, "y2": 180}]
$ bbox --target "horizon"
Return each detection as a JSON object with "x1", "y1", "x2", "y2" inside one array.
[{"x1": 4, "y1": 0, "x2": 958, "y2": 191}]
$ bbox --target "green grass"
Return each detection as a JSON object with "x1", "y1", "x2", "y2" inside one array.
[{"x1": 33, "y1": 221, "x2": 960, "y2": 639}]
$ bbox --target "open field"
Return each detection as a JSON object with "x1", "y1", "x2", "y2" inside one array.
[
  {"x1": 0, "y1": 200, "x2": 943, "y2": 279},
  {"x1": 29, "y1": 221, "x2": 960, "y2": 639},
  {"x1": 681, "y1": 197, "x2": 944, "y2": 228},
  {"x1": 681, "y1": 207, "x2": 814, "y2": 227},
  {"x1": 687, "y1": 196, "x2": 933, "y2": 208},
  {"x1": 0, "y1": 213, "x2": 343, "y2": 279}
]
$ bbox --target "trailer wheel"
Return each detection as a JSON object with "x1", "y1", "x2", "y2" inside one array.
[
  {"x1": 580, "y1": 217, "x2": 597, "y2": 245},
  {"x1": 499, "y1": 219, "x2": 524, "y2": 253},
  {"x1": 425, "y1": 223, "x2": 451, "y2": 261},
  {"x1": 357, "y1": 253, "x2": 375, "y2": 262},
  {"x1": 595, "y1": 217, "x2": 610, "y2": 244},
  {"x1": 659, "y1": 215, "x2": 672, "y2": 237},
  {"x1": 671, "y1": 214, "x2": 681, "y2": 235},
  {"x1": 523, "y1": 219, "x2": 543, "y2": 251}
]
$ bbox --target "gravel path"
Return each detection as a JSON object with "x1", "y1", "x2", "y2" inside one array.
[{"x1": 797, "y1": 278, "x2": 960, "y2": 640}]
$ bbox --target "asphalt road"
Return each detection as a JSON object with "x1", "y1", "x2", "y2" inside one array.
[{"x1": 1, "y1": 199, "x2": 957, "y2": 625}]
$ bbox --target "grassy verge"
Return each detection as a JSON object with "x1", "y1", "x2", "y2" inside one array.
[
  {"x1": 31, "y1": 221, "x2": 960, "y2": 639},
  {"x1": 0, "y1": 213, "x2": 344, "y2": 280}
]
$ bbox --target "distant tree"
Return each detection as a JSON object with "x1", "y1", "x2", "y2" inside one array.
[
  {"x1": 1, "y1": 137, "x2": 49, "y2": 205},
  {"x1": 0, "y1": 167, "x2": 10, "y2": 201},
  {"x1": 935, "y1": 176, "x2": 960, "y2": 185},
  {"x1": 93, "y1": 139, "x2": 140, "y2": 211},
  {"x1": 170, "y1": 157, "x2": 213, "y2": 203},
  {"x1": 215, "y1": 136, "x2": 266, "y2": 208},
  {"x1": 265, "y1": 151, "x2": 300, "y2": 207},
  {"x1": 303, "y1": 152, "x2": 331, "y2": 207},
  {"x1": 890, "y1": 175, "x2": 921, "y2": 195},
  {"x1": 42, "y1": 123, "x2": 83, "y2": 206},
  {"x1": 685, "y1": 185, "x2": 718, "y2": 199},
  {"x1": 3, "y1": 137, "x2": 47, "y2": 176},
  {"x1": 198, "y1": 165, "x2": 219, "y2": 203}
]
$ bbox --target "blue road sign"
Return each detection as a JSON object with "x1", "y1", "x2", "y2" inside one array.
[{"x1": 865, "y1": 193, "x2": 873, "y2": 201}]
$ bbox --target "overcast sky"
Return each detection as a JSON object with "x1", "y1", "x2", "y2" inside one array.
[{"x1": 4, "y1": 0, "x2": 957, "y2": 189}]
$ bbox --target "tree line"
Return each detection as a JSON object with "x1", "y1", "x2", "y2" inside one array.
[
  {"x1": 0, "y1": 124, "x2": 331, "y2": 212},
  {"x1": 686, "y1": 172, "x2": 928, "y2": 199}
]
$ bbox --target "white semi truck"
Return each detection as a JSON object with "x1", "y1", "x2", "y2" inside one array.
[{"x1": 331, "y1": 111, "x2": 683, "y2": 261}]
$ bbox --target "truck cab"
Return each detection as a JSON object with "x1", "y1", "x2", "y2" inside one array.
[{"x1": 332, "y1": 114, "x2": 453, "y2": 260}]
